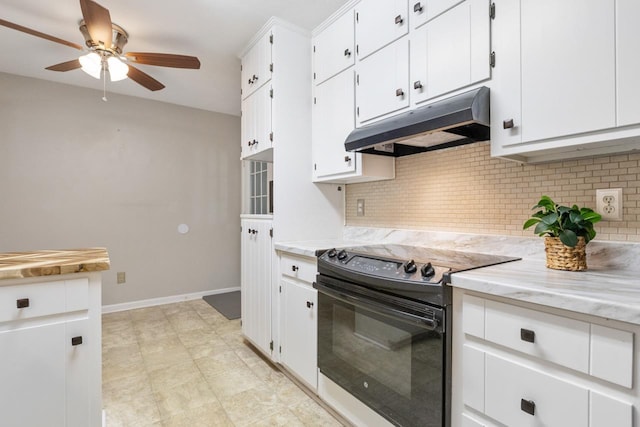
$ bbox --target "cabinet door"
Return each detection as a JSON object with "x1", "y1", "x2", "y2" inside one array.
[
  {"x1": 410, "y1": 0, "x2": 490, "y2": 105},
  {"x1": 240, "y1": 219, "x2": 273, "y2": 356},
  {"x1": 520, "y1": 0, "x2": 615, "y2": 143},
  {"x1": 489, "y1": 0, "x2": 522, "y2": 152},
  {"x1": 356, "y1": 0, "x2": 408, "y2": 59},
  {"x1": 66, "y1": 318, "x2": 91, "y2": 427},
  {"x1": 241, "y1": 84, "x2": 272, "y2": 160},
  {"x1": 241, "y1": 31, "x2": 272, "y2": 99},
  {"x1": 314, "y1": 9, "x2": 355, "y2": 85},
  {"x1": 411, "y1": 0, "x2": 464, "y2": 29},
  {"x1": 357, "y1": 37, "x2": 409, "y2": 124},
  {"x1": 616, "y1": 0, "x2": 640, "y2": 127},
  {"x1": 280, "y1": 279, "x2": 318, "y2": 390},
  {"x1": 485, "y1": 353, "x2": 588, "y2": 427},
  {"x1": 313, "y1": 71, "x2": 357, "y2": 179},
  {"x1": 0, "y1": 322, "x2": 66, "y2": 427}
]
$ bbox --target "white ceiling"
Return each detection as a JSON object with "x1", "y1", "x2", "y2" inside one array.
[{"x1": 0, "y1": 0, "x2": 348, "y2": 116}]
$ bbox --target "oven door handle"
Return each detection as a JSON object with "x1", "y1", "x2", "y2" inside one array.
[{"x1": 316, "y1": 281, "x2": 439, "y2": 331}]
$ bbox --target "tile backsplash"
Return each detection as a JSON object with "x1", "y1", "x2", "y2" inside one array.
[{"x1": 345, "y1": 142, "x2": 640, "y2": 242}]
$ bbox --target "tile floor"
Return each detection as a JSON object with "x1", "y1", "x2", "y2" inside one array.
[{"x1": 102, "y1": 299, "x2": 345, "y2": 427}]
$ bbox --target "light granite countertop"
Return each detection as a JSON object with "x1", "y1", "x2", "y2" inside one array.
[
  {"x1": 274, "y1": 239, "x2": 368, "y2": 258},
  {"x1": 450, "y1": 258, "x2": 640, "y2": 326},
  {"x1": 0, "y1": 248, "x2": 110, "y2": 281}
]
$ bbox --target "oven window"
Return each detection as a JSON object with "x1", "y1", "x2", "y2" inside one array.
[{"x1": 318, "y1": 291, "x2": 444, "y2": 427}]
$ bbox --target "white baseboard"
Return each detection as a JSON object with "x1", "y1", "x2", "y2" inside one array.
[{"x1": 101, "y1": 286, "x2": 241, "y2": 314}]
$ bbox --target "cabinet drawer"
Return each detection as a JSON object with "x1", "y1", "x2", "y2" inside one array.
[
  {"x1": 280, "y1": 254, "x2": 317, "y2": 284},
  {"x1": 0, "y1": 279, "x2": 89, "y2": 323},
  {"x1": 484, "y1": 299, "x2": 590, "y2": 374},
  {"x1": 485, "y1": 353, "x2": 589, "y2": 427}
]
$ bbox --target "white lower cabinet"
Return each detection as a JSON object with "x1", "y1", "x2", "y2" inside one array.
[
  {"x1": 0, "y1": 275, "x2": 101, "y2": 427},
  {"x1": 278, "y1": 252, "x2": 318, "y2": 390},
  {"x1": 241, "y1": 217, "x2": 274, "y2": 357},
  {"x1": 454, "y1": 290, "x2": 637, "y2": 427}
]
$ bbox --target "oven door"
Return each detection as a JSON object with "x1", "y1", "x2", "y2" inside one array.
[{"x1": 316, "y1": 274, "x2": 446, "y2": 427}]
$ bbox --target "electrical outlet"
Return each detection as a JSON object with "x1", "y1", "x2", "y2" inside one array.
[
  {"x1": 117, "y1": 272, "x2": 126, "y2": 284},
  {"x1": 357, "y1": 199, "x2": 365, "y2": 216},
  {"x1": 596, "y1": 188, "x2": 623, "y2": 221}
]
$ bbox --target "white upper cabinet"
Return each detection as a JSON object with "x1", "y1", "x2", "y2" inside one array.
[
  {"x1": 410, "y1": 0, "x2": 464, "y2": 29},
  {"x1": 616, "y1": 0, "x2": 640, "y2": 127},
  {"x1": 410, "y1": 0, "x2": 490, "y2": 105},
  {"x1": 519, "y1": 0, "x2": 615, "y2": 143},
  {"x1": 313, "y1": 9, "x2": 356, "y2": 85},
  {"x1": 241, "y1": 83, "x2": 272, "y2": 161},
  {"x1": 490, "y1": 0, "x2": 640, "y2": 163},
  {"x1": 241, "y1": 31, "x2": 272, "y2": 100},
  {"x1": 313, "y1": 70, "x2": 357, "y2": 178},
  {"x1": 356, "y1": 37, "x2": 410, "y2": 124},
  {"x1": 355, "y1": 0, "x2": 409, "y2": 59}
]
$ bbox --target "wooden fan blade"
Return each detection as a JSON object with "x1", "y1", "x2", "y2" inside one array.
[
  {"x1": 0, "y1": 18, "x2": 83, "y2": 50},
  {"x1": 124, "y1": 52, "x2": 201, "y2": 69},
  {"x1": 127, "y1": 65, "x2": 165, "y2": 91},
  {"x1": 46, "y1": 59, "x2": 82, "y2": 72},
  {"x1": 79, "y1": 0, "x2": 112, "y2": 49}
]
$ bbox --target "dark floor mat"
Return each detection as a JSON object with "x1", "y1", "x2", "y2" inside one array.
[{"x1": 203, "y1": 291, "x2": 241, "y2": 320}]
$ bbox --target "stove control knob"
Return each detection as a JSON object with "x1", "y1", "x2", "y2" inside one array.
[
  {"x1": 404, "y1": 259, "x2": 417, "y2": 274},
  {"x1": 337, "y1": 250, "x2": 348, "y2": 261},
  {"x1": 327, "y1": 248, "x2": 337, "y2": 258},
  {"x1": 421, "y1": 262, "x2": 435, "y2": 278}
]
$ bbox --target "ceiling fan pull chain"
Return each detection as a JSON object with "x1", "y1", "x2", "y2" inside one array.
[{"x1": 102, "y1": 61, "x2": 108, "y2": 102}]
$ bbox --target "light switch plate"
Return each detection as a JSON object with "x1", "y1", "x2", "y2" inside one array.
[{"x1": 357, "y1": 199, "x2": 365, "y2": 216}]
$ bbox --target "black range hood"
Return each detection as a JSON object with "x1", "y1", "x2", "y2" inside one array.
[{"x1": 345, "y1": 86, "x2": 490, "y2": 157}]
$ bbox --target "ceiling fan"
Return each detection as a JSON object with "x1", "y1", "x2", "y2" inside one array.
[{"x1": 0, "y1": 0, "x2": 200, "y2": 91}]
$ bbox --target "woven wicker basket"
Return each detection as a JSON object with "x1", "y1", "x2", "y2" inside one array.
[{"x1": 544, "y1": 236, "x2": 587, "y2": 271}]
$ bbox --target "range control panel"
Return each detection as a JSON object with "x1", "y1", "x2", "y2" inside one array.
[{"x1": 320, "y1": 248, "x2": 451, "y2": 285}]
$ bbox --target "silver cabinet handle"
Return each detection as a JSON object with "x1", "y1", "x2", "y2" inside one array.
[
  {"x1": 396, "y1": 88, "x2": 404, "y2": 97},
  {"x1": 414, "y1": 2, "x2": 423, "y2": 13},
  {"x1": 344, "y1": 48, "x2": 351, "y2": 57},
  {"x1": 395, "y1": 15, "x2": 404, "y2": 25},
  {"x1": 413, "y1": 81, "x2": 423, "y2": 90}
]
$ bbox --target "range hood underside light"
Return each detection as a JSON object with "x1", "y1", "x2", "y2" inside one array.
[{"x1": 345, "y1": 86, "x2": 491, "y2": 157}]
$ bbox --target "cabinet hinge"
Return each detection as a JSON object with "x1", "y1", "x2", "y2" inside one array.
[
  {"x1": 356, "y1": 12, "x2": 359, "y2": 23},
  {"x1": 357, "y1": 106, "x2": 360, "y2": 116},
  {"x1": 269, "y1": 341, "x2": 274, "y2": 351},
  {"x1": 356, "y1": 74, "x2": 359, "y2": 85},
  {"x1": 314, "y1": 97, "x2": 317, "y2": 105},
  {"x1": 240, "y1": 226, "x2": 242, "y2": 233},
  {"x1": 490, "y1": 2, "x2": 495, "y2": 19},
  {"x1": 313, "y1": 45, "x2": 316, "y2": 53},
  {"x1": 279, "y1": 285, "x2": 282, "y2": 293},
  {"x1": 490, "y1": 51, "x2": 496, "y2": 68},
  {"x1": 269, "y1": 132, "x2": 273, "y2": 142},
  {"x1": 279, "y1": 346, "x2": 282, "y2": 354},
  {"x1": 269, "y1": 34, "x2": 273, "y2": 44},
  {"x1": 270, "y1": 63, "x2": 273, "y2": 72},
  {"x1": 313, "y1": 72, "x2": 316, "y2": 80},
  {"x1": 270, "y1": 228, "x2": 273, "y2": 238},
  {"x1": 314, "y1": 163, "x2": 317, "y2": 170},
  {"x1": 356, "y1": 44, "x2": 359, "y2": 55},
  {"x1": 240, "y1": 88, "x2": 242, "y2": 96},
  {"x1": 270, "y1": 88, "x2": 273, "y2": 98}
]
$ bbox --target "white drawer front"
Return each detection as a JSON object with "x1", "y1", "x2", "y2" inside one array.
[
  {"x1": 462, "y1": 344, "x2": 485, "y2": 412},
  {"x1": 590, "y1": 324, "x2": 634, "y2": 388},
  {"x1": 280, "y1": 254, "x2": 317, "y2": 284},
  {"x1": 590, "y1": 390, "x2": 633, "y2": 427},
  {"x1": 0, "y1": 281, "x2": 67, "y2": 323},
  {"x1": 485, "y1": 353, "x2": 588, "y2": 427},
  {"x1": 484, "y1": 299, "x2": 590, "y2": 373}
]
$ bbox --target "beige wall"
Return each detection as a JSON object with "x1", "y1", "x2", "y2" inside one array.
[
  {"x1": 0, "y1": 73, "x2": 241, "y2": 305},
  {"x1": 346, "y1": 142, "x2": 640, "y2": 242}
]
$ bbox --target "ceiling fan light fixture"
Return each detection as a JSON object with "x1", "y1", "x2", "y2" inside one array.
[
  {"x1": 79, "y1": 52, "x2": 102, "y2": 79},
  {"x1": 107, "y1": 56, "x2": 128, "y2": 81}
]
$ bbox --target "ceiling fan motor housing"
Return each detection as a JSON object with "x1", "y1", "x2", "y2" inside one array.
[{"x1": 79, "y1": 21, "x2": 128, "y2": 54}]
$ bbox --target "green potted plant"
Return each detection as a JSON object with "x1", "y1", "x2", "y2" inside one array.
[{"x1": 523, "y1": 195, "x2": 602, "y2": 271}]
